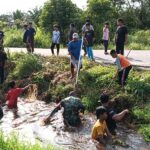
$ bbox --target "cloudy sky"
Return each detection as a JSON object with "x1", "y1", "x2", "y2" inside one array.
[{"x1": 0, "y1": 0, "x2": 87, "y2": 14}]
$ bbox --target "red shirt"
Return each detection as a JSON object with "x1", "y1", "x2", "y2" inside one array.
[{"x1": 6, "y1": 88, "x2": 24, "y2": 109}]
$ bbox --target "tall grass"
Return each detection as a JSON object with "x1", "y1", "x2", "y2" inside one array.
[
  {"x1": 0, "y1": 132, "x2": 58, "y2": 150},
  {"x1": 4, "y1": 27, "x2": 51, "y2": 48}
]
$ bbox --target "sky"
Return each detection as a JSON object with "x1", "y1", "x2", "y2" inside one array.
[{"x1": 0, "y1": 0, "x2": 87, "y2": 15}]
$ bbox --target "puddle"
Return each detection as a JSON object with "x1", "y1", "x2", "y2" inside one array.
[{"x1": 0, "y1": 98, "x2": 149, "y2": 150}]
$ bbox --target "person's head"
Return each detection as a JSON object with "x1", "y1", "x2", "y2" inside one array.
[
  {"x1": 28, "y1": 22, "x2": 32, "y2": 28},
  {"x1": 110, "y1": 49, "x2": 117, "y2": 58},
  {"x1": 8, "y1": 81, "x2": 16, "y2": 89},
  {"x1": 86, "y1": 18, "x2": 91, "y2": 24},
  {"x1": 104, "y1": 22, "x2": 109, "y2": 28},
  {"x1": 100, "y1": 94, "x2": 109, "y2": 106},
  {"x1": 117, "y1": 18, "x2": 124, "y2": 26},
  {"x1": 53, "y1": 25, "x2": 58, "y2": 31},
  {"x1": 85, "y1": 23, "x2": 91, "y2": 30},
  {"x1": 69, "y1": 91, "x2": 77, "y2": 97},
  {"x1": 24, "y1": 24, "x2": 28, "y2": 30},
  {"x1": 72, "y1": 33, "x2": 79, "y2": 41},
  {"x1": 70, "y1": 23, "x2": 75, "y2": 29},
  {"x1": 96, "y1": 106, "x2": 107, "y2": 120}
]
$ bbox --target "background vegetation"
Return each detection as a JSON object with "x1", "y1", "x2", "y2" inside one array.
[{"x1": 0, "y1": 0, "x2": 150, "y2": 49}]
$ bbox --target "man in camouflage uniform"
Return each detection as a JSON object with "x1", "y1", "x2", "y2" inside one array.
[{"x1": 43, "y1": 92, "x2": 85, "y2": 127}]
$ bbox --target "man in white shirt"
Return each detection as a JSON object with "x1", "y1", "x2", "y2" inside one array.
[{"x1": 51, "y1": 25, "x2": 60, "y2": 56}]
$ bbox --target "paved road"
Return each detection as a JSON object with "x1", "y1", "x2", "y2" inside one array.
[{"x1": 6, "y1": 47, "x2": 150, "y2": 68}]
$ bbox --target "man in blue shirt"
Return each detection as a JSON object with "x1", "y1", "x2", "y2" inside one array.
[
  {"x1": 28, "y1": 22, "x2": 36, "y2": 53},
  {"x1": 68, "y1": 33, "x2": 82, "y2": 79}
]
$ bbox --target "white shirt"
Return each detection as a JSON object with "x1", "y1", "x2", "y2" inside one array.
[
  {"x1": 52, "y1": 30, "x2": 60, "y2": 44},
  {"x1": 103, "y1": 27, "x2": 109, "y2": 41}
]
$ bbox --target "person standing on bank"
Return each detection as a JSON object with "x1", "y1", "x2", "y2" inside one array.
[
  {"x1": 23, "y1": 24, "x2": 31, "y2": 52},
  {"x1": 51, "y1": 25, "x2": 60, "y2": 56},
  {"x1": 68, "y1": 23, "x2": 77, "y2": 42},
  {"x1": 115, "y1": 19, "x2": 128, "y2": 55},
  {"x1": 28, "y1": 22, "x2": 36, "y2": 53},
  {"x1": 0, "y1": 28, "x2": 4, "y2": 51},
  {"x1": 103, "y1": 22, "x2": 110, "y2": 55}
]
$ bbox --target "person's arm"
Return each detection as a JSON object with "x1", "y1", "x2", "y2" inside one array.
[
  {"x1": 22, "y1": 84, "x2": 32, "y2": 91},
  {"x1": 105, "y1": 126, "x2": 112, "y2": 137},
  {"x1": 112, "y1": 109, "x2": 129, "y2": 121},
  {"x1": 125, "y1": 34, "x2": 128, "y2": 44},
  {"x1": 91, "y1": 127, "x2": 97, "y2": 140}
]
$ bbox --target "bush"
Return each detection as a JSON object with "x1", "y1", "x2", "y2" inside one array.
[
  {"x1": 139, "y1": 125, "x2": 150, "y2": 142},
  {"x1": 10, "y1": 53, "x2": 42, "y2": 79},
  {"x1": 0, "y1": 131, "x2": 57, "y2": 150}
]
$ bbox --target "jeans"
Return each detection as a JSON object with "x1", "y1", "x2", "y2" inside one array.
[
  {"x1": 86, "y1": 47, "x2": 94, "y2": 60},
  {"x1": 118, "y1": 65, "x2": 132, "y2": 86},
  {"x1": 51, "y1": 43, "x2": 60, "y2": 55},
  {"x1": 116, "y1": 42, "x2": 124, "y2": 55},
  {"x1": 103, "y1": 40, "x2": 109, "y2": 52}
]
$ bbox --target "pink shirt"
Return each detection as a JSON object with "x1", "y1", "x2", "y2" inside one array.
[{"x1": 103, "y1": 27, "x2": 109, "y2": 40}]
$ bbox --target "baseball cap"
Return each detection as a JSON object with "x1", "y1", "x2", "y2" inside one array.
[{"x1": 72, "y1": 33, "x2": 79, "y2": 39}]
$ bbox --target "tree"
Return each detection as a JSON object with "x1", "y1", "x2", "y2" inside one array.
[
  {"x1": 28, "y1": 7, "x2": 42, "y2": 25},
  {"x1": 13, "y1": 10, "x2": 24, "y2": 20},
  {"x1": 39, "y1": 0, "x2": 82, "y2": 43}
]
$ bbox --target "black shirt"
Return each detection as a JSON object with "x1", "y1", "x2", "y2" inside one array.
[
  {"x1": 23, "y1": 29, "x2": 30, "y2": 43},
  {"x1": 0, "y1": 31, "x2": 4, "y2": 40},
  {"x1": 85, "y1": 30, "x2": 95, "y2": 46},
  {"x1": 116, "y1": 26, "x2": 128, "y2": 43},
  {"x1": 105, "y1": 107, "x2": 117, "y2": 133},
  {"x1": 0, "y1": 51, "x2": 7, "y2": 67},
  {"x1": 28, "y1": 27, "x2": 36, "y2": 39}
]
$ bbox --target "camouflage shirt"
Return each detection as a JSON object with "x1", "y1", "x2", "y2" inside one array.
[{"x1": 60, "y1": 96, "x2": 85, "y2": 127}]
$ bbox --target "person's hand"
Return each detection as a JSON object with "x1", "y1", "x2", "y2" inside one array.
[{"x1": 124, "y1": 109, "x2": 129, "y2": 114}]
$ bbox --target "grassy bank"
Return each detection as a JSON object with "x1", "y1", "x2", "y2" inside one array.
[
  {"x1": 1, "y1": 52, "x2": 150, "y2": 142},
  {"x1": 0, "y1": 132, "x2": 58, "y2": 150}
]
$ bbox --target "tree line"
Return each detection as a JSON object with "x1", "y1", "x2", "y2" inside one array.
[{"x1": 0, "y1": 0, "x2": 150, "y2": 44}]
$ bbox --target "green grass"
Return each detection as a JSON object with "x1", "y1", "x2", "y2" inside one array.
[
  {"x1": 3, "y1": 53, "x2": 150, "y2": 142},
  {"x1": 0, "y1": 132, "x2": 58, "y2": 150}
]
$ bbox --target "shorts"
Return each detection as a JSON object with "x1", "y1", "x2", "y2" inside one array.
[{"x1": 70, "y1": 58, "x2": 82, "y2": 69}]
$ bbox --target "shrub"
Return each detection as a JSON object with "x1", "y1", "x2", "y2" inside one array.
[{"x1": 10, "y1": 53, "x2": 42, "y2": 79}]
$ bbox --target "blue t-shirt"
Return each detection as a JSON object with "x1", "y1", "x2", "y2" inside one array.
[{"x1": 68, "y1": 40, "x2": 82, "y2": 60}]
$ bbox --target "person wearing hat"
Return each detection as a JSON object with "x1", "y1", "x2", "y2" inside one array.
[
  {"x1": 68, "y1": 33, "x2": 82, "y2": 79},
  {"x1": 100, "y1": 94, "x2": 129, "y2": 135}
]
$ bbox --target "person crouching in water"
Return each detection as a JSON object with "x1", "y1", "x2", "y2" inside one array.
[
  {"x1": 68, "y1": 33, "x2": 82, "y2": 79},
  {"x1": 5, "y1": 81, "x2": 32, "y2": 119},
  {"x1": 92, "y1": 106, "x2": 112, "y2": 150},
  {"x1": 43, "y1": 91, "x2": 85, "y2": 128},
  {"x1": 110, "y1": 50, "x2": 132, "y2": 86}
]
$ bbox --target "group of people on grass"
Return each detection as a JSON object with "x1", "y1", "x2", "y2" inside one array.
[{"x1": 0, "y1": 18, "x2": 132, "y2": 150}]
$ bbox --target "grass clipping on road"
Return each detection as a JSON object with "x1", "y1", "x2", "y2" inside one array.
[{"x1": 2, "y1": 52, "x2": 150, "y2": 142}]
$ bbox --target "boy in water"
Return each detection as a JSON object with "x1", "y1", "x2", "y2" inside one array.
[
  {"x1": 92, "y1": 106, "x2": 112, "y2": 150},
  {"x1": 5, "y1": 81, "x2": 32, "y2": 119}
]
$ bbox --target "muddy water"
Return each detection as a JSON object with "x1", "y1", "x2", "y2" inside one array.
[{"x1": 0, "y1": 99, "x2": 149, "y2": 150}]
